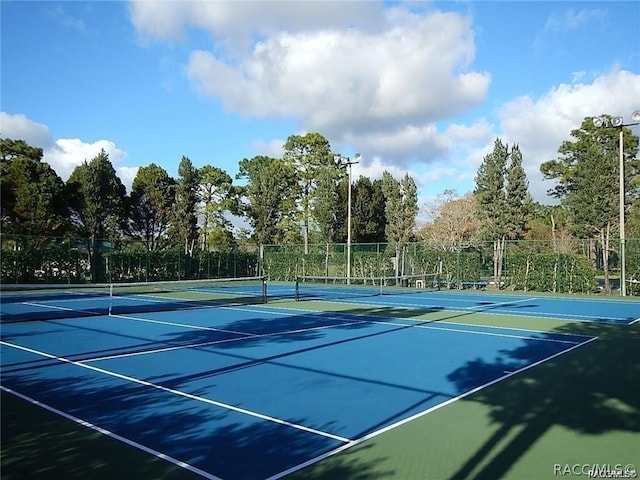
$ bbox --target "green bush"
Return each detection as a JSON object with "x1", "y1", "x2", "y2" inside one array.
[{"x1": 506, "y1": 252, "x2": 597, "y2": 294}]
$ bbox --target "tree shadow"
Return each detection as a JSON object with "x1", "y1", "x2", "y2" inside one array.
[
  {"x1": 446, "y1": 321, "x2": 640, "y2": 479},
  {"x1": 2, "y1": 386, "x2": 395, "y2": 480},
  {"x1": 6, "y1": 302, "x2": 635, "y2": 479},
  {"x1": 1, "y1": 368, "x2": 357, "y2": 480},
  {"x1": 3, "y1": 304, "x2": 421, "y2": 480}
]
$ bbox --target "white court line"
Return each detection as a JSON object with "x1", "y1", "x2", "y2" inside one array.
[
  {"x1": 3, "y1": 306, "x2": 600, "y2": 480},
  {"x1": 12, "y1": 302, "x2": 589, "y2": 364},
  {"x1": 418, "y1": 290, "x2": 640, "y2": 305},
  {"x1": 0, "y1": 340, "x2": 351, "y2": 444},
  {"x1": 261, "y1": 311, "x2": 585, "y2": 345},
  {"x1": 0, "y1": 385, "x2": 223, "y2": 480},
  {"x1": 106, "y1": 305, "x2": 583, "y2": 361},
  {"x1": 251, "y1": 303, "x2": 593, "y2": 341},
  {"x1": 79, "y1": 317, "x2": 371, "y2": 362},
  {"x1": 266, "y1": 334, "x2": 599, "y2": 480},
  {"x1": 21, "y1": 301, "x2": 80, "y2": 312},
  {"x1": 108, "y1": 313, "x2": 258, "y2": 337},
  {"x1": 467, "y1": 296, "x2": 538, "y2": 309},
  {"x1": 393, "y1": 320, "x2": 583, "y2": 345},
  {"x1": 324, "y1": 297, "x2": 630, "y2": 323},
  {"x1": 79, "y1": 333, "x2": 260, "y2": 362}
]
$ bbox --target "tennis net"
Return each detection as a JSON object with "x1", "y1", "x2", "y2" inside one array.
[
  {"x1": 0, "y1": 276, "x2": 267, "y2": 323},
  {"x1": 295, "y1": 273, "x2": 439, "y2": 301}
]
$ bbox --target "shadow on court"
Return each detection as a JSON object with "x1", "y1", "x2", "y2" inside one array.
[
  {"x1": 445, "y1": 321, "x2": 640, "y2": 480},
  {"x1": 1, "y1": 371, "x2": 343, "y2": 480},
  {"x1": 4, "y1": 301, "x2": 637, "y2": 480},
  {"x1": 2, "y1": 383, "x2": 394, "y2": 480},
  {"x1": 0, "y1": 305, "x2": 444, "y2": 480}
]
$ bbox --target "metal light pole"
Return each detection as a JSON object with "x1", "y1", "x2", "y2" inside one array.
[
  {"x1": 593, "y1": 110, "x2": 640, "y2": 296},
  {"x1": 335, "y1": 153, "x2": 361, "y2": 283}
]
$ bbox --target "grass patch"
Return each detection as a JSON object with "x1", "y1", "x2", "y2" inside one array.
[
  {"x1": 1, "y1": 392, "x2": 200, "y2": 480},
  {"x1": 288, "y1": 320, "x2": 640, "y2": 479}
]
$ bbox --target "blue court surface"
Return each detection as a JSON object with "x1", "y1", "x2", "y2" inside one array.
[
  {"x1": 0, "y1": 297, "x2": 603, "y2": 480},
  {"x1": 279, "y1": 282, "x2": 640, "y2": 325}
]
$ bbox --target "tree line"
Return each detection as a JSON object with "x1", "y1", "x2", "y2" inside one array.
[
  {"x1": 2, "y1": 115, "x2": 638, "y2": 291},
  {"x1": 419, "y1": 116, "x2": 639, "y2": 293},
  {"x1": 0, "y1": 133, "x2": 417, "y2": 255}
]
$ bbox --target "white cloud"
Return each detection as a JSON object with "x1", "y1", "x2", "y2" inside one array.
[
  {"x1": 45, "y1": 138, "x2": 128, "y2": 182},
  {"x1": 129, "y1": 1, "x2": 386, "y2": 50},
  {"x1": 130, "y1": 3, "x2": 639, "y2": 209},
  {"x1": 180, "y1": 7, "x2": 489, "y2": 165},
  {"x1": 422, "y1": 167, "x2": 460, "y2": 184},
  {"x1": 46, "y1": 3, "x2": 86, "y2": 32},
  {"x1": 542, "y1": 8, "x2": 606, "y2": 33},
  {"x1": 130, "y1": 2, "x2": 493, "y2": 195},
  {"x1": 441, "y1": 119, "x2": 494, "y2": 153},
  {"x1": 251, "y1": 138, "x2": 285, "y2": 159},
  {"x1": 353, "y1": 155, "x2": 406, "y2": 183},
  {"x1": 117, "y1": 166, "x2": 140, "y2": 193},
  {"x1": 372, "y1": 68, "x2": 640, "y2": 205},
  {"x1": 1, "y1": 112, "x2": 54, "y2": 149},
  {"x1": 1, "y1": 112, "x2": 135, "y2": 192},
  {"x1": 497, "y1": 68, "x2": 640, "y2": 203},
  {"x1": 533, "y1": 8, "x2": 607, "y2": 52}
]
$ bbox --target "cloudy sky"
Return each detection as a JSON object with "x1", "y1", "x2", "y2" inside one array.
[{"x1": 2, "y1": 1, "x2": 639, "y2": 211}]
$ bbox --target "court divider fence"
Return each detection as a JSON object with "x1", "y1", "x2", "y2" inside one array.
[{"x1": 3, "y1": 234, "x2": 640, "y2": 295}]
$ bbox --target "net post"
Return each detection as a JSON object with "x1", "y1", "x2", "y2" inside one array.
[
  {"x1": 108, "y1": 283, "x2": 113, "y2": 315},
  {"x1": 262, "y1": 277, "x2": 267, "y2": 304},
  {"x1": 295, "y1": 277, "x2": 300, "y2": 301}
]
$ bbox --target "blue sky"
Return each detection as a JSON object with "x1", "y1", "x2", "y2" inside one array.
[{"x1": 2, "y1": 1, "x2": 639, "y2": 216}]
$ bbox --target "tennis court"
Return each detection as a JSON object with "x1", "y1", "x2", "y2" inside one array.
[{"x1": 1, "y1": 278, "x2": 637, "y2": 479}]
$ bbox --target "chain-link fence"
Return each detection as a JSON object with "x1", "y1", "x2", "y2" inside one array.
[
  {"x1": 1, "y1": 235, "x2": 259, "y2": 284},
  {"x1": 262, "y1": 238, "x2": 640, "y2": 295},
  {"x1": 3, "y1": 235, "x2": 639, "y2": 295}
]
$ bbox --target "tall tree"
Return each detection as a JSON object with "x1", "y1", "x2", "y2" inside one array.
[
  {"x1": 474, "y1": 139, "x2": 531, "y2": 288},
  {"x1": 198, "y1": 165, "x2": 237, "y2": 251},
  {"x1": 350, "y1": 176, "x2": 387, "y2": 243},
  {"x1": 237, "y1": 155, "x2": 299, "y2": 245},
  {"x1": 311, "y1": 160, "x2": 345, "y2": 244},
  {"x1": 129, "y1": 163, "x2": 175, "y2": 251},
  {"x1": 504, "y1": 145, "x2": 532, "y2": 240},
  {"x1": 67, "y1": 149, "x2": 127, "y2": 281},
  {"x1": 540, "y1": 116, "x2": 640, "y2": 293},
  {"x1": 0, "y1": 138, "x2": 68, "y2": 239},
  {"x1": 283, "y1": 133, "x2": 333, "y2": 253},
  {"x1": 382, "y1": 171, "x2": 418, "y2": 277},
  {"x1": 170, "y1": 156, "x2": 200, "y2": 256}
]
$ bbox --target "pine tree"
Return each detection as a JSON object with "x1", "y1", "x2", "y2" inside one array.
[
  {"x1": 474, "y1": 139, "x2": 531, "y2": 288},
  {"x1": 130, "y1": 164, "x2": 175, "y2": 251},
  {"x1": 283, "y1": 133, "x2": 332, "y2": 253},
  {"x1": 383, "y1": 171, "x2": 418, "y2": 277},
  {"x1": 171, "y1": 156, "x2": 200, "y2": 256},
  {"x1": 67, "y1": 149, "x2": 127, "y2": 281},
  {"x1": 541, "y1": 116, "x2": 640, "y2": 293},
  {"x1": 237, "y1": 156, "x2": 300, "y2": 245},
  {"x1": 505, "y1": 144, "x2": 531, "y2": 240}
]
